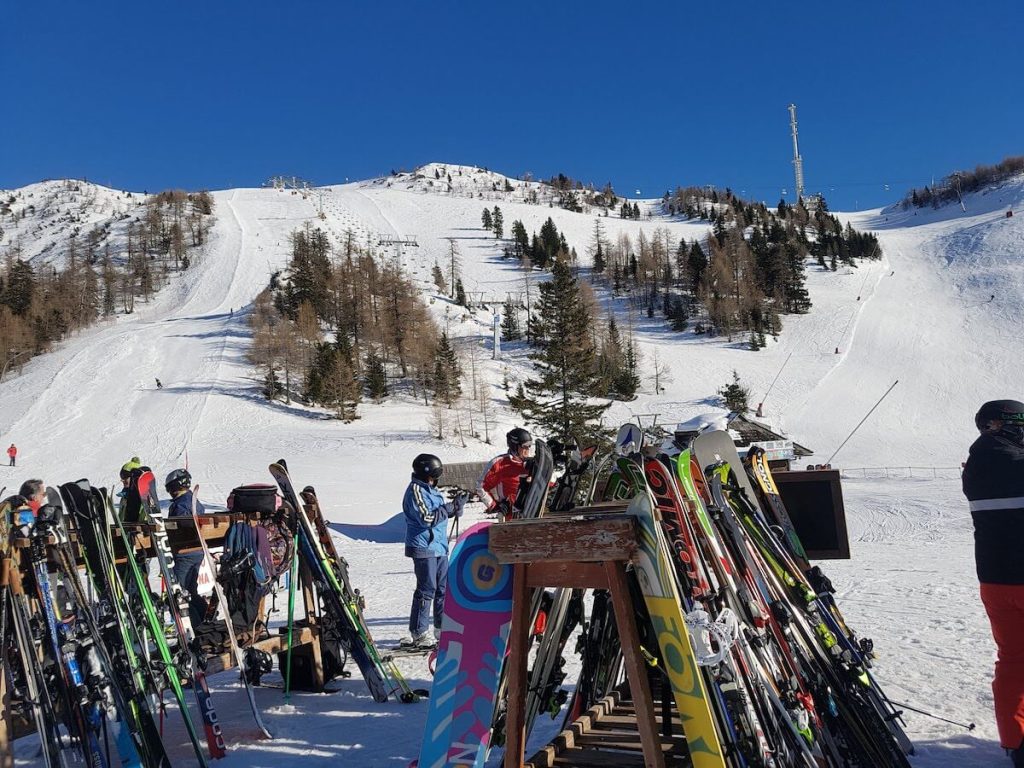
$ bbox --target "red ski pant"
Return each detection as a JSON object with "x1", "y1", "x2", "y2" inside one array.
[{"x1": 981, "y1": 582, "x2": 1024, "y2": 749}]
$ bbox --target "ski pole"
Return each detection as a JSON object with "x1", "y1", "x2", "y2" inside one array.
[{"x1": 888, "y1": 699, "x2": 975, "y2": 731}]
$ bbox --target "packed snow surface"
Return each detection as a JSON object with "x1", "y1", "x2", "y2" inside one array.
[{"x1": 4, "y1": 168, "x2": 1024, "y2": 765}]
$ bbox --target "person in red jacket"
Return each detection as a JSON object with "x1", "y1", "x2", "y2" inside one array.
[
  {"x1": 964, "y1": 399, "x2": 1024, "y2": 765},
  {"x1": 7, "y1": 444, "x2": 15, "y2": 467},
  {"x1": 478, "y1": 428, "x2": 532, "y2": 519}
]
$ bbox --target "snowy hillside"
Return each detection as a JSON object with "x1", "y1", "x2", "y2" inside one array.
[
  {"x1": 4, "y1": 166, "x2": 1023, "y2": 766},
  {"x1": 0, "y1": 180, "x2": 149, "y2": 267}
]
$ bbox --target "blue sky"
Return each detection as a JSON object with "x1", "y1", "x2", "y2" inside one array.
[{"x1": 3, "y1": 1, "x2": 1021, "y2": 210}]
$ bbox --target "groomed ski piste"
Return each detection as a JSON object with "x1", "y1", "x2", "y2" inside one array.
[{"x1": 2, "y1": 165, "x2": 1022, "y2": 766}]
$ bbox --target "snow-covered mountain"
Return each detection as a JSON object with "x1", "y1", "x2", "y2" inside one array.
[
  {"x1": 0, "y1": 179, "x2": 149, "y2": 266},
  {"x1": 4, "y1": 164, "x2": 1022, "y2": 766}
]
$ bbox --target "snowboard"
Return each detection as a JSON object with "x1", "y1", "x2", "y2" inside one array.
[
  {"x1": 417, "y1": 522, "x2": 514, "y2": 768},
  {"x1": 626, "y1": 488, "x2": 727, "y2": 768},
  {"x1": 512, "y1": 439, "x2": 553, "y2": 519},
  {"x1": 690, "y1": 430, "x2": 759, "y2": 500}
]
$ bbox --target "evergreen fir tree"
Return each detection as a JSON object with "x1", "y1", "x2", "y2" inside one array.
[
  {"x1": 687, "y1": 240, "x2": 707, "y2": 293},
  {"x1": 492, "y1": 206, "x2": 504, "y2": 239},
  {"x1": 365, "y1": 349, "x2": 388, "y2": 401},
  {"x1": 516, "y1": 260, "x2": 609, "y2": 443},
  {"x1": 511, "y1": 220, "x2": 529, "y2": 259},
  {"x1": 718, "y1": 370, "x2": 749, "y2": 412},
  {"x1": 454, "y1": 278, "x2": 467, "y2": 307},
  {"x1": 433, "y1": 332, "x2": 462, "y2": 406},
  {"x1": 500, "y1": 297, "x2": 521, "y2": 341},
  {"x1": 614, "y1": 336, "x2": 640, "y2": 400},
  {"x1": 481, "y1": 207, "x2": 493, "y2": 230},
  {"x1": 2, "y1": 259, "x2": 34, "y2": 316},
  {"x1": 432, "y1": 261, "x2": 448, "y2": 293}
]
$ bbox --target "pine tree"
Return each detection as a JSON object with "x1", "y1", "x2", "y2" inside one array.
[
  {"x1": 492, "y1": 206, "x2": 504, "y2": 239},
  {"x1": 511, "y1": 220, "x2": 529, "y2": 259},
  {"x1": 365, "y1": 349, "x2": 388, "y2": 401},
  {"x1": 454, "y1": 278, "x2": 467, "y2": 307},
  {"x1": 433, "y1": 332, "x2": 462, "y2": 406},
  {"x1": 500, "y1": 297, "x2": 521, "y2": 341},
  {"x1": 482, "y1": 207, "x2": 493, "y2": 230},
  {"x1": 516, "y1": 260, "x2": 608, "y2": 443},
  {"x1": 718, "y1": 370, "x2": 749, "y2": 412},
  {"x1": 431, "y1": 261, "x2": 448, "y2": 293},
  {"x1": 2, "y1": 259, "x2": 35, "y2": 316},
  {"x1": 615, "y1": 336, "x2": 640, "y2": 399},
  {"x1": 590, "y1": 219, "x2": 606, "y2": 274}
]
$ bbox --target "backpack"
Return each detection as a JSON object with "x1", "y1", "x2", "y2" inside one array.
[
  {"x1": 215, "y1": 520, "x2": 275, "y2": 641},
  {"x1": 226, "y1": 484, "x2": 281, "y2": 517}
]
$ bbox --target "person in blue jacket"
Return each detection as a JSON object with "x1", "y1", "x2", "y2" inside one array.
[
  {"x1": 401, "y1": 453, "x2": 466, "y2": 648},
  {"x1": 165, "y1": 468, "x2": 209, "y2": 627}
]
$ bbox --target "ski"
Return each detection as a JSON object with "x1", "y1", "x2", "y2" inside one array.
[{"x1": 270, "y1": 461, "x2": 418, "y2": 703}]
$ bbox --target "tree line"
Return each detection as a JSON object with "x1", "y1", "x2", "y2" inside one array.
[
  {"x1": 901, "y1": 155, "x2": 1024, "y2": 209},
  {"x1": 0, "y1": 189, "x2": 214, "y2": 375},
  {"x1": 250, "y1": 224, "x2": 497, "y2": 434}
]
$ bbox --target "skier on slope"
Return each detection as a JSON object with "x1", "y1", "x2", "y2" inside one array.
[
  {"x1": 401, "y1": 454, "x2": 466, "y2": 648},
  {"x1": 165, "y1": 468, "x2": 210, "y2": 626},
  {"x1": 963, "y1": 399, "x2": 1024, "y2": 766},
  {"x1": 478, "y1": 427, "x2": 533, "y2": 520}
]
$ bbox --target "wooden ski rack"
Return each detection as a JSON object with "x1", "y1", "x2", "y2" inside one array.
[{"x1": 490, "y1": 507, "x2": 681, "y2": 768}]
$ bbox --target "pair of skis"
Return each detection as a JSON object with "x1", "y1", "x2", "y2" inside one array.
[{"x1": 269, "y1": 460, "x2": 424, "y2": 704}]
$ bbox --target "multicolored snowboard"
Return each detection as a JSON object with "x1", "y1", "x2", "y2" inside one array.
[
  {"x1": 417, "y1": 522, "x2": 514, "y2": 768},
  {"x1": 626, "y1": 489, "x2": 727, "y2": 768}
]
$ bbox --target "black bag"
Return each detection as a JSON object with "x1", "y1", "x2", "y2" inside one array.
[{"x1": 227, "y1": 484, "x2": 280, "y2": 517}]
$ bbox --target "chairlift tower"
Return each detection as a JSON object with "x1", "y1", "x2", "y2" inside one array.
[
  {"x1": 788, "y1": 104, "x2": 805, "y2": 201},
  {"x1": 377, "y1": 234, "x2": 419, "y2": 269}
]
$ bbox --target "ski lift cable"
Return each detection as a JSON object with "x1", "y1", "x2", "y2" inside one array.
[
  {"x1": 758, "y1": 351, "x2": 793, "y2": 408},
  {"x1": 827, "y1": 379, "x2": 899, "y2": 465}
]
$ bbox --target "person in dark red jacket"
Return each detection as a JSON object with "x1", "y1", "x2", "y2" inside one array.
[
  {"x1": 477, "y1": 428, "x2": 532, "y2": 519},
  {"x1": 963, "y1": 399, "x2": 1024, "y2": 765},
  {"x1": 7, "y1": 444, "x2": 16, "y2": 467}
]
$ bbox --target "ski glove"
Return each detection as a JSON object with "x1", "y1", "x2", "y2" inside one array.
[{"x1": 452, "y1": 492, "x2": 468, "y2": 518}]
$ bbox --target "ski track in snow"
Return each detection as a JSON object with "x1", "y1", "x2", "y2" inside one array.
[{"x1": 6, "y1": 172, "x2": 1024, "y2": 765}]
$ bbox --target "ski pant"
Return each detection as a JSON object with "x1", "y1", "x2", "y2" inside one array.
[
  {"x1": 173, "y1": 551, "x2": 209, "y2": 628},
  {"x1": 409, "y1": 555, "x2": 448, "y2": 637},
  {"x1": 981, "y1": 582, "x2": 1024, "y2": 749}
]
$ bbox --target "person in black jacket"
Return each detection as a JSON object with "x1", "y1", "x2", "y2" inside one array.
[{"x1": 963, "y1": 399, "x2": 1024, "y2": 764}]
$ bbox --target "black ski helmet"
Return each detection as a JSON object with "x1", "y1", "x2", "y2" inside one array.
[
  {"x1": 412, "y1": 454, "x2": 444, "y2": 482},
  {"x1": 164, "y1": 468, "x2": 192, "y2": 496},
  {"x1": 975, "y1": 400, "x2": 1024, "y2": 431},
  {"x1": 507, "y1": 427, "x2": 533, "y2": 451}
]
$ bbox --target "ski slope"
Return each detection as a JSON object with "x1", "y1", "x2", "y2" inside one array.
[{"x1": 5, "y1": 168, "x2": 1024, "y2": 766}]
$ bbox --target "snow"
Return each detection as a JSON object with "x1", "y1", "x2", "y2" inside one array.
[{"x1": 4, "y1": 166, "x2": 1023, "y2": 765}]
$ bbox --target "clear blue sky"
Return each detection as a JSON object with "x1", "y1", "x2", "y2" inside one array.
[{"x1": 3, "y1": 0, "x2": 1021, "y2": 210}]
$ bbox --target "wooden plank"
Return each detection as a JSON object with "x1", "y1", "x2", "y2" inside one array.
[
  {"x1": 490, "y1": 515, "x2": 638, "y2": 564},
  {"x1": 524, "y1": 561, "x2": 608, "y2": 590},
  {"x1": 605, "y1": 561, "x2": 666, "y2": 768},
  {"x1": 548, "y1": 501, "x2": 631, "y2": 516},
  {"x1": 504, "y1": 563, "x2": 533, "y2": 768}
]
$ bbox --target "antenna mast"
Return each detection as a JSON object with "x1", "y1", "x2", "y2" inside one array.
[{"x1": 788, "y1": 104, "x2": 805, "y2": 201}]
